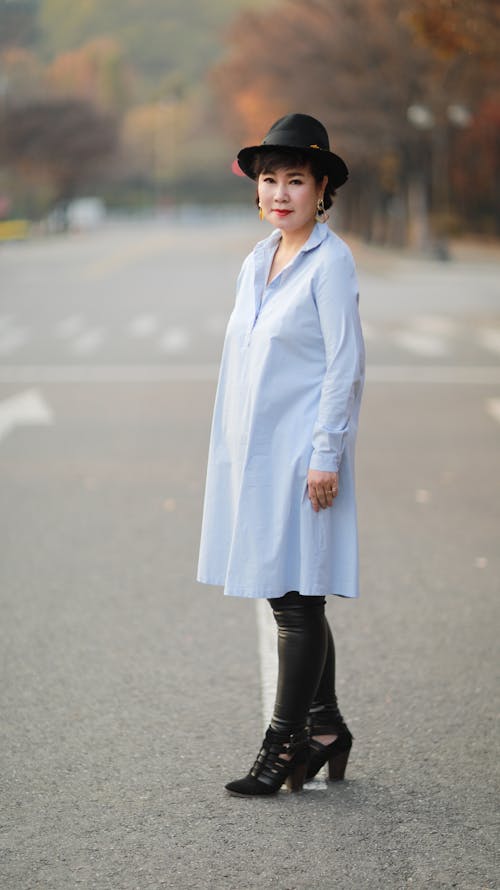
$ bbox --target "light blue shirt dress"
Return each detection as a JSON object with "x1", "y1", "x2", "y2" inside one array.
[{"x1": 197, "y1": 222, "x2": 365, "y2": 599}]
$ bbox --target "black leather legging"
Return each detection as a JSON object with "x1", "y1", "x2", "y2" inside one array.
[{"x1": 267, "y1": 590, "x2": 338, "y2": 735}]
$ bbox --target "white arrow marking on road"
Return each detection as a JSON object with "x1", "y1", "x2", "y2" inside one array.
[
  {"x1": 0, "y1": 388, "x2": 53, "y2": 443},
  {"x1": 485, "y1": 398, "x2": 500, "y2": 425}
]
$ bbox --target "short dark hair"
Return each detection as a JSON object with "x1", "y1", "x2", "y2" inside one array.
[{"x1": 252, "y1": 147, "x2": 335, "y2": 210}]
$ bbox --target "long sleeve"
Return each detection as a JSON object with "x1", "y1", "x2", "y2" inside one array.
[{"x1": 309, "y1": 247, "x2": 365, "y2": 473}]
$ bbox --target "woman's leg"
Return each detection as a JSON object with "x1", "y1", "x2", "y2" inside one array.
[
  {"x1": 267, "y1": 590, "x2": 328, "y2": 735},
  {"x1": 224, "y1": 592, "x2": 342, "y2": 794},
  {"x1": 296, "y1": 611, "x2": 353, "y2": 782},
  {"x1": 308, "y1": 616, "x2": 342, "y2": 743}
]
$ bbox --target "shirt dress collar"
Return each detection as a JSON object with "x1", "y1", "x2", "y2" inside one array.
[{"x1": 253, "y1": 223, "x2": 330, "y2": 317}]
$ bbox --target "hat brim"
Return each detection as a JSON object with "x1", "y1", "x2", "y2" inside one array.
[{"x1": 237, "y1": 143, "x2": 349, "y2": 189}]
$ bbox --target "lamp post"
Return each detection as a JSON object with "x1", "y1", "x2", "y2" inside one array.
[{"x1": 407, "y1": 102, "x2": 472, "y2": 257}]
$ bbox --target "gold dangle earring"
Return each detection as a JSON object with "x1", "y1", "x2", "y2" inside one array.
[
  {"x1": 315, "y1": 197, "x2": 329, "y2": 223},
  {"x1": 258, "y1": 203, "x2": 264, "y2": 221}
]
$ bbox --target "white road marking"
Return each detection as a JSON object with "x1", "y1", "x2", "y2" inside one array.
[
  {"x1": 159, "y1": 327, "x2": 190, "y2": 354},
  {"x1": 393, "y1": 330, "x2": 449, "y2": 357},
  {"x1": 255, "y1": 599, "x2": 327, "y2": 792},
  {"x1": 410, "y1": 315, "x2": 458, "y2": 337},
  {"x1": 1, "y1": 364, "x2": 500, "y2": 384},
  {"x1": 0, "y1": 315, "x2": 14, "y2": 331},
  {"x1": 478, "y1": 328, "x2": 500, "y2": 356},
  {"x1": 0, "y1": 326, "x2": 30, "y2": 355},
  {"x1": 54, "y1": 315, "x2": 86, "y2": 338},
  {"x1": 0, "y1": 364, "x2": 219, "y2": 382},
  {"x1": 360, "y1": 321, "x2": 377, "y2": 341},
  {"x1": 203, "y1": 314, "x2": 229, "y2": 335},
  {"x1": 367, "y1": 365, "x2": 500, "y2": 384},
  {"x1": 70, "y1": 328, "x2": 106, "y2": 355},
  {"x1": 415, "y1": 489, "x2": 431, "y2": 504},
  {"x1": 0, "y1": 388, "x2": 53, "y2": 443},
  {"x1": 255, "y1": 599, "x2": 278, "y2": 728},
  {"x1": 485, "y1": 398, "x2": 500, "y2": 424},
  {"x1": 128, "y1": 314, "x2": 159, "y2": 337}
]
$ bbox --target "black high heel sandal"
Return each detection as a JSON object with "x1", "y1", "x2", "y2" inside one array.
[
  {"x1": 306, "y1": 711, "x2": 353, "y2": 782},
  {"x1": 225, "y1": 726, "x2": 309, "y2": 797}
]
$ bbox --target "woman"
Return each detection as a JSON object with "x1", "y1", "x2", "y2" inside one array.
[{"x1": 197, "y1": 113, "x2": 365, "y2": 796}]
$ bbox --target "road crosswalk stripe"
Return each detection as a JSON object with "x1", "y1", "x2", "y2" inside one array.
[
  {"x1": 478, "y1": 328, "x2": 500, "y2": 355},
  {"x1": 0, "y1": 365, "x2": 499, "y2": 384},
  {"x1": 410, "y1": 315, "x2": 458, "y2": 337},
  {"x1": 393, "y1": 331, "x2": 449, "y2": 357},
  {"x1": 128, "y1": 314, "x2": 159, "y2": 337},
  {"x1": 69, "y1": 329, "x2": 106, "y2": 355},
  {"x1": 485, "y1": 398, "x2": 500, "y2": 424},
  {"x1": 0, "y1": 326, "x2": 30, "y2": 355},
  {"x1": 159, "y1": 327, "x2": 190, "y2": 354},
  {"x1": 54, "y1": 315, "x2": 86, "y2": 338},
  {"x1": 1, "y1": 314, "x2": 500, "y2": 363}
]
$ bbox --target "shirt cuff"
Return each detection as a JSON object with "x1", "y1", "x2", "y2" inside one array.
[{"x1": 309, "y1": 452, "x2": 340, "y2": 473}]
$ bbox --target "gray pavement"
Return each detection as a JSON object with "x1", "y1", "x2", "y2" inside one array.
[{"x1": 1, "y1": 214, "x2": 499, "y2": 889}]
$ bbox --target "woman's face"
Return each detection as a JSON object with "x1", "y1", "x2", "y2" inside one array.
[{"x1": 257, "y1": 165, "x2": 328, "y2": 235}]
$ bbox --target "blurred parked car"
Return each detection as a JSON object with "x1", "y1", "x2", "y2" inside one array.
[{"x1": 66, "y1": 197, "x2": 106, "y2": 231}]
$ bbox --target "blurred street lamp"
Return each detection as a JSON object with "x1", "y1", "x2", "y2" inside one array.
[
  {"x1": 407, "y1": 104, "x2": 435, "y2": 130},
  {"x1": 447, "y1": 104, "x2": 472, "y2": 128},
  {"x1": 406, "y1": 102, "x2": 472, "y2": 257}
]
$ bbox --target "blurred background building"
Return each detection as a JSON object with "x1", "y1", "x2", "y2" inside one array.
[{"x1": 0, "y1": 0, "x2": 498, "y2": 246}]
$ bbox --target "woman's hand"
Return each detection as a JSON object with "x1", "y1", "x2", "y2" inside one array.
[{"x1": 307, "y1": 469, "x2": 338, "y2": 513}]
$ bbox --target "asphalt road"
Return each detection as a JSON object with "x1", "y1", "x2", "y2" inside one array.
[{"x1": 1, "y1": 212, "x2": 499, "y2": 890}]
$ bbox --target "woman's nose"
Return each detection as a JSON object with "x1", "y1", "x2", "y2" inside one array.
[{"x1": 275, "y1": 183, "x2": 289, "y2": 201}]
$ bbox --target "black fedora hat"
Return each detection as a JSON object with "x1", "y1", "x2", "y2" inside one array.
[{"x1": 237, "y1": 113, "x2": 349, "y2": 189}]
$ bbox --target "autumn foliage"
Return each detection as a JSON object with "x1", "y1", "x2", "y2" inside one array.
[
  {"x1": 0, "y1": 0, "x2": 498, "y2": 234},
  {"x1": 213, "y1": 0, "x2": 500, "y2": 238}
]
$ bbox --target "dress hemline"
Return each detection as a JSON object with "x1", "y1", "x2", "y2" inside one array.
[{"x1": 196, "y1": 575, "x2": 358, "y2": 599}]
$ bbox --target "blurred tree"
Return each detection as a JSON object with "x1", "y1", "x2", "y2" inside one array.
[
  {"x1": 46, "y1": 37, "x2": 135, "y2": 113},
  {"x1": 212, "y1": 0, "x2": 499, "y2": 239},
  {"x1": 212, "y1": 0, "x2": 435, "y2": 241},
  {"x1": 38, "y1": 0, "x2": 271, "y2": 94},
  {"x1": 406, "y1": 0, "x2": 500, "y2": 234},
  {"x1": 0, "y1": 97, "x2": 118, "y2": 209},
  {"x1": 213, "y1": 0, "x2": 435, "y2": 161},
  {"x1": 451, "y1": 91, "x2": 500, "y2": 233},
  {"x1": 121, "y1": 99, "x2": 190, "y2": 185},
  {"x1": 408, "y1": 0, "x2": 500, "y2": 63},
  {"x1": 0, "y1": 0, "x2": 38, "y2": 49},
  {"x1": 0, "y1": 46, "x2": 47, "y2": 100}
]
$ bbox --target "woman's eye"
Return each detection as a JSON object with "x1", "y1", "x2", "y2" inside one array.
[
  {"x1": 263, "y1": 176, "x2": 275, "y2": 183},
  {"x1": 290, "y1": 179, "x2": 304, "y2": 185}
]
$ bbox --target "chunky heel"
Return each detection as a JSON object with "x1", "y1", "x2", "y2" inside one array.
[
  {"x1": 306, "y1": 711, "x2": 353, "y2": 782},
  {"x1": 225, "y1": 727, "x2": 310, "y2": 797},
  {"x1": 285, "y1": 759, "x2": 307, "y2": 792},
  {"x1": 328, "y1": 747, "x2": 350, "y2": 781}
]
